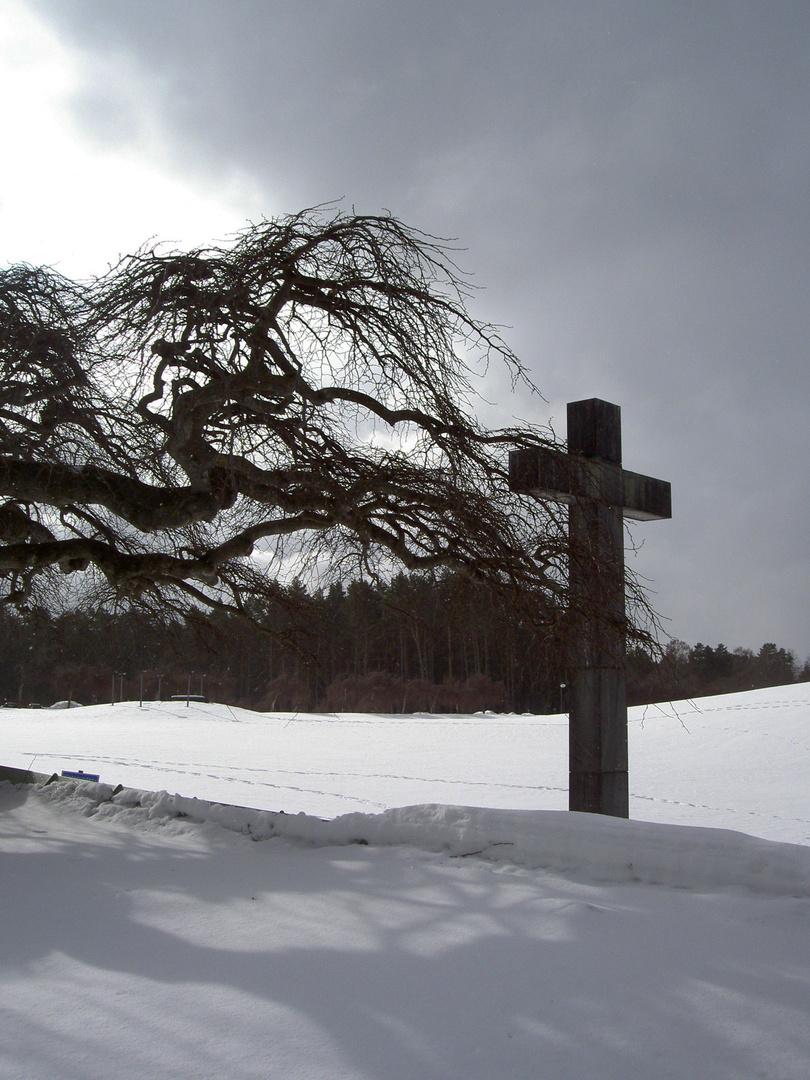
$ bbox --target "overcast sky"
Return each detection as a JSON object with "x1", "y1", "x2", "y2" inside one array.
[{"x1": 3, "y1": 0, "x2": 809, "y2": 658}]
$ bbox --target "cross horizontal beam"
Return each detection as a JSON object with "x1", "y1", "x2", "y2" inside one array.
[{"x1": 509, "y1": 447, "x2": 672, "y2": 521}]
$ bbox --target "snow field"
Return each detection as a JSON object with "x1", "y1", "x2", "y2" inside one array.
[
  {"x1": 2, "y1": 682, "x2": 810, "y2": 1078},
  {"x1": 3, "y1": 681, "x2": 810, "y2": 843}
]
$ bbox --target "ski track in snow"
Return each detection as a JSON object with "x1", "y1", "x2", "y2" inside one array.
[
  {"x1": 631, "y1": 790, "x2": 810, "y2": 832},
  {"x1": 19, "y1": 749, "x2": 809, "y2": 839},
  {"x1": 18, "y1": 750, "x2": 572, "y2": 813},
  {"x1": 62, "y1": 754, "x2": 570, "y2": 795}
]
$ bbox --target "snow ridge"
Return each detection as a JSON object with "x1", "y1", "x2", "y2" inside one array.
[{"x1": 34, "y1": 777, "x2": 810, "y2": 898}]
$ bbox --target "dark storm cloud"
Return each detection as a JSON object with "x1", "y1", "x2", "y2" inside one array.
[{"x1": 27, "y1": 0, "x2": 810, "y2": 656}]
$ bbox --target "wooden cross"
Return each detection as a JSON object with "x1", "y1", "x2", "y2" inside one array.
[{"x1": 509, "y1": 399, "x2": 671, "y2": 818}]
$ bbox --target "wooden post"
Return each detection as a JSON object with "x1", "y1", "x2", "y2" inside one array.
[
  {"x1": 568, "y1": 400, "x2": 629, "y2": 816},
  {"x1": 509, "y1": 399, "x2": 671, "y2": 817}
]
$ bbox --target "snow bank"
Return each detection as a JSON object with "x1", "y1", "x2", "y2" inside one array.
[{"x1": 30, "y1": 776, "x2": 810, "y2": 898}]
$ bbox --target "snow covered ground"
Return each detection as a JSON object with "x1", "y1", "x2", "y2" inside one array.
[
  {"x1": 5, "y1": 682, "x2": 810, "y2": 843},
  {"x1": 2, "y1": 684, "x2": 810, "y2": 1079}
]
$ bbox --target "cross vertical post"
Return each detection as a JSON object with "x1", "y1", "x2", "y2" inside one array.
[
  {"x1": 509, "y1": 399, "x2": 671, "y2": 818},
  {"x1": 567, "y1": 399, "x2": 628, "y2": 816}
]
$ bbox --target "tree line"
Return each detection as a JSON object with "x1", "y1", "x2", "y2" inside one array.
[
  {"x1": 1, "y1": 573, "x2": 806, "y2": 712},
  {"x1": 628, "y1": 638, "x2": 809, "y2": 704},
  {"x1": 0, "y1": 573, "x2": 563, "y2": 712}
]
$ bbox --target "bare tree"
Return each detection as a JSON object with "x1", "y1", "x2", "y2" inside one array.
[{"x1": 0, "y1": 208, "x2": 575, "y2": 636}]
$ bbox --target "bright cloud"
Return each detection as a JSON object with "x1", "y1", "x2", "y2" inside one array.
[{"x1": 0, "y1": 0, "x2": 269, "y2": 278}]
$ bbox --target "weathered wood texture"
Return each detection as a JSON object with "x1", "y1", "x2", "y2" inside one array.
[{"x1": 510, "y1": 399, "x2": 671, "y2": 817}]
